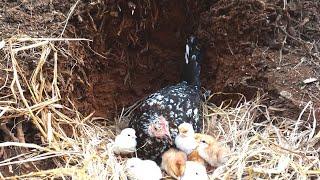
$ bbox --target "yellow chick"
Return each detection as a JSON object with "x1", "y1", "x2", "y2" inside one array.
[
  {"x1": 195, "y1": 133, "x2": 230, "y2": 167},
  {"x1": 175, "y1": 123, "x2": 197, "y2": 154},
  {"x1": 161, "y1": 148, "x2": 187, "y2": 179}
]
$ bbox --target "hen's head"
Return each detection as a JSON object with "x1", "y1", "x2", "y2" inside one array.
[{"x1": 148, "y1": 116, "x2": 171, "y2": 142}]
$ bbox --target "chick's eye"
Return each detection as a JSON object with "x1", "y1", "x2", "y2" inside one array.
[
  {"x1": 127, "y1": 134, "x2": 131, "y2": 136},
  {"x1": 201, "y1": 140, "x2": 206, "y2": 143},
  {"x1": 196, "y1": 172, "x2": 199, "y2": 175}
]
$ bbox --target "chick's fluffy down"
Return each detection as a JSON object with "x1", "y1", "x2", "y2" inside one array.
[
  {"x1": 113, "y1": 128, "x2": 137, "y2": 154},
  {"x1": 181, "y1": 161, "x2": 208, "y2": 180},
  {"x1": 161, "y1": 148, "x2": 187, "y2": 179},
  {"x1": 126, "y1": 158, "x2": 162, "y2": 180}
]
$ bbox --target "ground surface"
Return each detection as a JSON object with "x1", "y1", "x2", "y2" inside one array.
[{"x1": 0, "y1": 0, "x2": 319, "y2": 176}]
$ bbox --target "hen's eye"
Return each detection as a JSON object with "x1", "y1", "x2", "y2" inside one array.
[{"x1": 154, "y1": 124, "x2": 161, "y2": 130}]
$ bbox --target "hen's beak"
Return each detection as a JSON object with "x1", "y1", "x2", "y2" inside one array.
[{"x1": 165, "y1": 131, "x2": 173, "y2": 145}]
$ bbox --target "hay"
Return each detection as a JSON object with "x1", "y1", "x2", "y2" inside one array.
[
  {"x1": 202, "y1": 95, "x2": 320, "y2": 179},
  {"x1": 0, "y1": 35, "x2": 319, "y2": 179}
]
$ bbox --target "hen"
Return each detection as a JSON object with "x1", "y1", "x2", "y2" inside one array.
[{"x1": 129, "y1": 36, "x2": 203, "y2": 163}]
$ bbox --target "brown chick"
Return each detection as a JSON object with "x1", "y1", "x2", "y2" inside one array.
[
  {"x1": 161, "y1": 148, "x2": 187, "y2": 179},
  {"x1": 187, "y1": 149, "x2": 206, "y2": 166},
  {"x1": 195, "y1": 133, "x2": 230, "y2": 167}
]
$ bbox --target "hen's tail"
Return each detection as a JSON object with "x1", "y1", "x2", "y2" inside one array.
[{"x1": 181, "y1": 36, "x2": 202, "y2": 88}]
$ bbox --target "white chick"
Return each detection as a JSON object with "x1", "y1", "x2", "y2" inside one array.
[
  {"x1": 126, "y1": 158, "x2": 162, "y2": 180},
  {"x1": 175, "y1": 123, "x2": 197, "y2": 154},
  {"x1": 126, "y1": 158, "x2": 143, "y2": 179},
  {"x1": 143, "y1": 160, "x2": 162, "y2": 180},
  {"x1": 113, "y1": 128, "x2": 137, "y2": 155},
  {"x1": 181, "y1": 161, "x2": 208, "y2": 180}
]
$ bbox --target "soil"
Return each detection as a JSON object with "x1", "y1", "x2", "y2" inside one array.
[{"x1": 0, "y1": 0, "x2": 319, "y2": 176}]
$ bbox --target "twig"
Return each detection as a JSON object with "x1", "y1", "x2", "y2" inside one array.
[
  {"x1": 60, "y1": 0, "x2": 81, "y2": 37},
  {"x1": 8, "y1": 40, "x2": 48, "y2": 138},
  {"x1": 291, "y1": 101, "x2": 312, "y2": 141},
  {"x1": 16, "y1": 120, "x2": 26, "y2": 143},
  {"x1": 279, "y1": 33, "x2": 287, "y2": 66},
  {"x1": 0, "y1": 124, "x2": 19, "y2": 142}
]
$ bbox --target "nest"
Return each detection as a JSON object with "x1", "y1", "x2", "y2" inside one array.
[
  {"x1": 0, "y1": 36, "x2": 319, "y2": 179},
  {"x1": 0, "y1": 0, "x2": 320, "y2": 178}
]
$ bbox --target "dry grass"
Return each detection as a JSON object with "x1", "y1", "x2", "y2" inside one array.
[
  {"x1": 202, "y1": 94, "x2": 320, "y2": 179},
  {"x1": 0, "y1": 35, "x2": 319, "y2": 179}
]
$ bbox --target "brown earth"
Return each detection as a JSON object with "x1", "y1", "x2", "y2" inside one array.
[{"x1": 0, "y1": 0, "x2": 319, "y2": 176}]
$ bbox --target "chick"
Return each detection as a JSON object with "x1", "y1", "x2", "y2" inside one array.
[
  {"x1": 126, "y1": 158, "x2": 144, "y2": 179},
  {"x1": 113, "y1": 128, "x2": 137, "y2": 155},
  {"x1": 143, "y1": 159, "x2": 163, "y2": 179},
  {"x1": 161, "y1": 148, "x2": 187, "y2": 179},
  {"x1": 187, "y1": 150, "x2": 206, "y2": 166},
  {"x1": 175, "y1": 123, "x2": 197, "y2": 154},
  {"x1": 196, "y1": 133, "x2": 230, "y2": 167},
  {"x1": 181, "y1": 161, "x2": 208, "y2": 180},
  {"x1": 126, "y1": 158, "x2": 162, "y2": 180}
]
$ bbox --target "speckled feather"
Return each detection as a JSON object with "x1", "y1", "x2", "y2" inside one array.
[
  {"x1": 129, "y1": 82, "x2": 202, "y2": 162},
  {"x1": 128, "y1": 36, "x2": 203, "y2": 163}
]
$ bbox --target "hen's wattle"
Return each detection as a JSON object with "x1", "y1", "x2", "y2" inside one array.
[{"x1": 128, "y1": 36, "x2": 203, "y2": 163}]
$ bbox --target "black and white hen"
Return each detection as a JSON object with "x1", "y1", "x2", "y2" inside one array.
[{"x1": 128, "y1": 36, "x2": 203, "y2": 163}]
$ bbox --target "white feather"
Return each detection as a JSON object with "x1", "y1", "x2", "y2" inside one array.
[{"x1": 185, "y1": 44, "x2": 190, "y2": 64}]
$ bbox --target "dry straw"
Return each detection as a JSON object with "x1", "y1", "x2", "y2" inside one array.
[{"x1": 0, "y1": 36, "x2": 319, "y2": 179}]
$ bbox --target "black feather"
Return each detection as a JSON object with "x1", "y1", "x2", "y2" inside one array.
[{"x1": 128, "y1": 36, "x2": 203, "y2": 163}]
